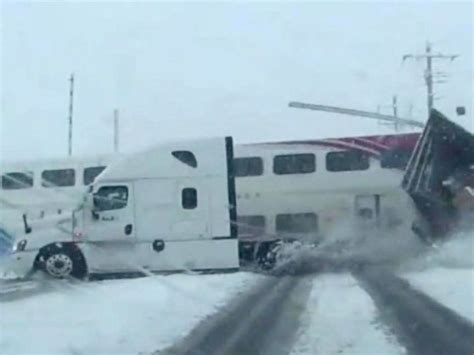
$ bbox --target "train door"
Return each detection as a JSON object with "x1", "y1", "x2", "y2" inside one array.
[{"x1": 354, "y1": 194, "x2": 380, "y2": 228}]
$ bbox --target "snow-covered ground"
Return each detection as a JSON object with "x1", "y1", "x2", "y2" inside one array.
[
  {"x1": 402, "y1": 268, "x2": 474, "y2": 322},
  {"x1": 0, "y1": 272, "x2": 262, "y2": 355},
  {"x1": 290, "y1": 274, "x2": 405, "y2": 355},
  {"x1": 400, "y1": 230, "x2": 474, "y2": 322}
]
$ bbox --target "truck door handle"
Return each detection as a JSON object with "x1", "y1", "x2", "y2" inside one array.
[{"x1": 125, "y1": 224, "x2": 133, "y2": 235}]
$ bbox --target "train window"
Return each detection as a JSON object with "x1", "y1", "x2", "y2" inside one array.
[
  {"x1": 273, "y1": 154, "x2": 315, "y2": 175},
  {"x1": 326, "y1": 150, "x2": 369, "y2": 172},
  {"x1": 94, "y1": 185, "x2": 128, "y2": 211},
  {"x1": 380, "y1": 148, "x2": 412, "y2": 169},
  {"x1": 83, "y1": 166, "x2": 106, "y2": 185},
  {"x1": 41, "y1": 169, "x2": 76, "y2": 187},
  {"x1": 1, "y1": 171, "x2": 34, "y2": 190},
  {"x1": 357, "y1": 208, "x2": 374, "y2": 219},
  {"x1": 276, "y1": 213, "x2": 318, "y2": 234},
  {"x1": 172, "y1": 151, "x2": 197, "y2": 168},
  {"x1": 234, "y1": 157, "x2": 263, "y2": 177},
  {"x1": 182, "y1": 188, "x2": 197, "y2": 209},
  {"x1": 237, "y1": 215, "x2": 266, "y2": 237}
]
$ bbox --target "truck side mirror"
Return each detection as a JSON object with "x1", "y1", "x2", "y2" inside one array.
[
  {"x1": 22, "y1": 214, "x2": 32, "y2": 234},
  {"x1": 92, "y1": 192, "x2": 103, "y2": 219}
]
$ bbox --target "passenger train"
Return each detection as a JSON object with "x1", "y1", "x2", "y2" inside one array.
[{"x1": 1, "y1": 132, "x2": 422, "y2": 262}]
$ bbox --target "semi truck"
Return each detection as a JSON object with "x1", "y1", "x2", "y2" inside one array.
[{"x1": 4, "y1": 136, "x2": 239, "y2": 278}]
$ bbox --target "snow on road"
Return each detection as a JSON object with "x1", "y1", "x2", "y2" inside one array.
[
  {"x1": 400, "y1": 230, "x2": 474, "y2": 322},
  {"x1": 291, "y1": 273, "x2": 405, "y2": 355},
  {"x1": 402, "y1": 267, "x2": 474, "y2": 322},
  {"x1": 0, "y1": 272, "x2": 262, "y2": 355}
]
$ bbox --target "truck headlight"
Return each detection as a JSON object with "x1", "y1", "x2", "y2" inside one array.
[{"x1": 13, "y1": 239, "x2": 28, "y2": 252}]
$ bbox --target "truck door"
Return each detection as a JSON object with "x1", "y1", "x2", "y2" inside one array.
[
  {"x1": 90, "y1": 184, "x2": 135, "y2": 239},
  {"x1": 354, "y1": 194, "x2": 380, "y2": 227},
  {"x1": 83, "y1": 183, "x2": 137, "y2": 271}
]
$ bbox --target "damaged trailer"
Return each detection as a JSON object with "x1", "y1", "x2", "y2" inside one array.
[{"x1": 403, "y1": 109, "x2": 474, "y2": 243}]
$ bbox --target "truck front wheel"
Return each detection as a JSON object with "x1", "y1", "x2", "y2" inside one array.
[{"x1": 36, "y1": 244, "x2": 87, "y2": 279}]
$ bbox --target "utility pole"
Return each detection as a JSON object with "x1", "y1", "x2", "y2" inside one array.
[
  {"x1": 392, "y1": 95, "x2": 398, "y2": 118},
  {"x1": 113, "y1": 109, "x2": 119, "y2": 153},
  {"x1": 376, "y1": 95, "x2": 401, "y2": 131},
  {"x1": 67, "y1": 74, "x2": 75, "y2": 156},
  {"x1": 403, "y1": 42, "x2": 458, "y2": 115},
  {"x1": 392, "y1": 95, "x2": 399, "y2": 131}
]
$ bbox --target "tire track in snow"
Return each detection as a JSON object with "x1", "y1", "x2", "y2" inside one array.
[
  {"x1": 158, "y1": 275, "x2": 312, "y2": 355},
  {"x1": 355, "y1": 267, "x2": 474, "y2": 355},
  {"x1": 290, "y1": 273, "x2": 404, "y2": 355}
]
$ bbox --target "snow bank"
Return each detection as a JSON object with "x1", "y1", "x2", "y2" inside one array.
[
  {"x1": 402, "y1": 267, "x2": 474, "y2": 322},
  {"x1": 291, "y1": 274, "x2": 405, "y2": 355},
  {"x1": 403, "y1": 229, "x2": 474, "y2": 271},
  {"x1": 399, "y1": 229, "x2": 473, "y2": 321},
  {"x1": 0, "y1": 272, "x2": 261, "y2": 354}
]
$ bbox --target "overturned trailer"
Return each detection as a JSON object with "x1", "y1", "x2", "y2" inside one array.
[{"x1": 403, "y1": 109, "x2": 474, "y2": 242}]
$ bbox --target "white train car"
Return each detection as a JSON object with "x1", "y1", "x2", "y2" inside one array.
[
  {"x1": 1, "y1": 155, "x2": 117, "y2": 235},
  {"x1": 233, "y1": 133, "x2": 421, "y2": 260}
]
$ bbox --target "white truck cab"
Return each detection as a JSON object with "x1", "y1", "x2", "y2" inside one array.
[{"x1": 4, "y1": 137, "x2": 238, "y2": 278}]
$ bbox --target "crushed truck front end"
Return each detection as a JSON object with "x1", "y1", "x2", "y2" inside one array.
[{"x1": 0, "y1": 216, "x2": 76, "y2": 279}]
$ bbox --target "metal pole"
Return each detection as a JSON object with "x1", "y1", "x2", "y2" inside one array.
[
  {"x1": 68, "y1": 74, "x2": 74, "y2": 156},
  {"x1": 288, "y1": 101, "x2": 425, "y2": 128},
  {"x1": 425, "y1": 42, "x2": 434, "y2": 114},
  {"x1": 392, "y1": 95, "x2": 399, "y2": 131},
  {"x1": 392, "y1": 95, "x2": 398, "y2": 118},
  {"x1": 113, "y1": 109, "x2": 119, "y2": 153}
]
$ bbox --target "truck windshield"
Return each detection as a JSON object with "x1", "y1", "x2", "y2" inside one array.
[{"x1": 93, "y1": 186, "x2": 128, "y2": 211}]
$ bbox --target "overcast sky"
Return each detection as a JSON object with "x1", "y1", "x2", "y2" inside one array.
[{"x1": 1, "y1": 1, "x2": 472, "y2": 161}]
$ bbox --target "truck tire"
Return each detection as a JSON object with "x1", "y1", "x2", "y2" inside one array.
[
  {"x1": 256, "y1": 242, "x2": 277, "y2": 270},
  {"x1": 36, "y1": 244, "x2": 87, "y2": 279}
]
